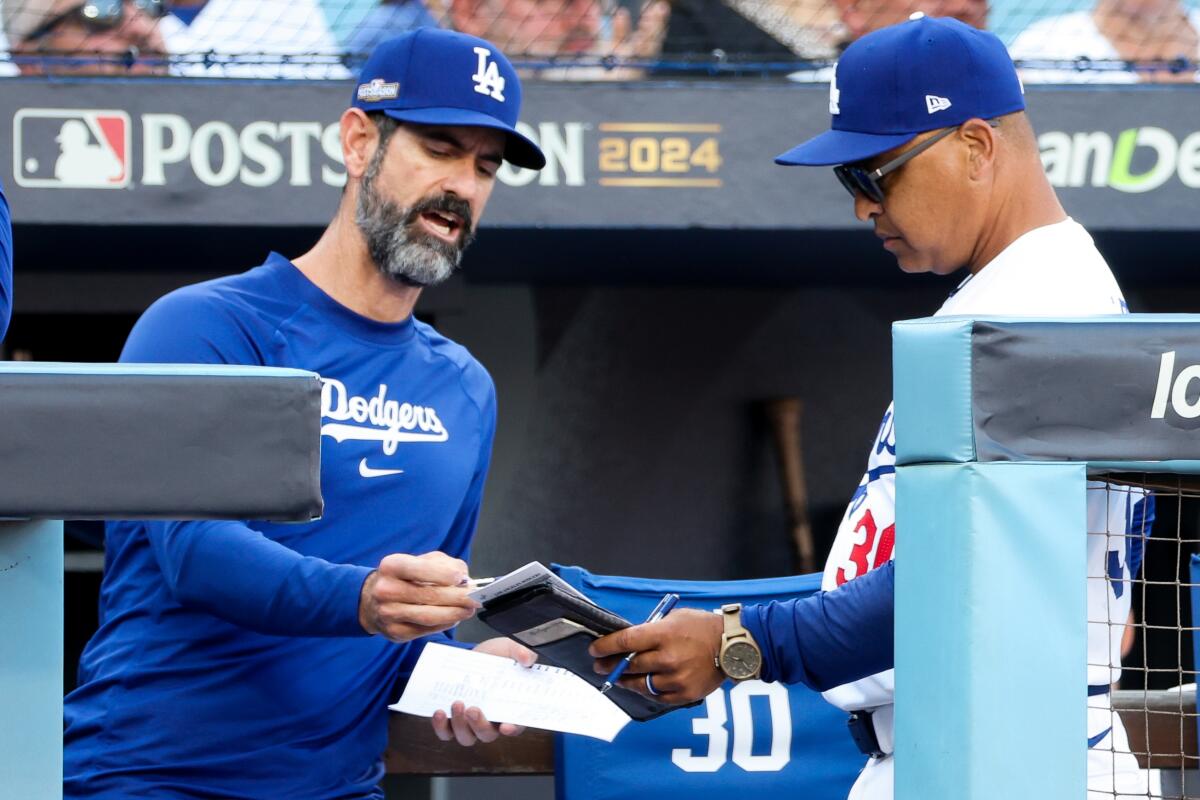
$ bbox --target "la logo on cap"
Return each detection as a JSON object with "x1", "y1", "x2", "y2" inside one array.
[
  {"x1": 472, "y1": 47, "x2": 506, "y2": 102},
  {"x1": 829, "y1": 67, "x2": 840, "y2": 115}
]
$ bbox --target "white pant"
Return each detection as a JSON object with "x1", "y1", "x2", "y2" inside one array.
[{"x1": 845, "y1": 710, "x2": 1149, "y2": 800}]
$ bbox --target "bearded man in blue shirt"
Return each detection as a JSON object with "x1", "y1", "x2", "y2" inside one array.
[{"x1": 64, "y1": 29, "x2": 547, "y2": 800}]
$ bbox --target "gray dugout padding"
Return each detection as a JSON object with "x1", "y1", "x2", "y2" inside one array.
[
  {"x1": 0, "y1": 363, "x2": 324, "y2": 520},
  {"x1": 0, "y1": 363, "x2": 324, "y2": 798},
  {"x1": 895, "y1": 314, "x2": 1200, "y2": 471}
]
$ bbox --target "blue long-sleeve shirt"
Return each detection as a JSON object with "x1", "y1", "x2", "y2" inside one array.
[
  {"x1": 740, "y1": 491, "x2": 1154, "y2": 693},
  {"x1": 742, "y1": 560, "x2": 894, "y2": 692},
  {"x1": 64, "y1": 253, "x2": 496, "y2": 799},
  {"x1": 0, "y1": 181, "x2": 12, "y2": 340}
]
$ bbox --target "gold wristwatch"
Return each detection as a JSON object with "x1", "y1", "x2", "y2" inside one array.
[{"x1": 717, "y1": 603, "x2": 762, "y2": 681}]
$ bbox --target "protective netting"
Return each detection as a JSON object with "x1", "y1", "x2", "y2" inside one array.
[
  {"x1": 1094, "y1": 475, "x2": 1200, "y2": 799},
  {"x1": 0, "y1": 0, "x2": 1196, "y2": 80}
]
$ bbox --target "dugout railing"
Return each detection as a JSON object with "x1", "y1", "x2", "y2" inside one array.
[
  {"x1": 0, "y1": 364, "x2": 323, "y2": 798},
  {"x1": 893, "y1": 315, "x2": 1200, "y2": 800}
]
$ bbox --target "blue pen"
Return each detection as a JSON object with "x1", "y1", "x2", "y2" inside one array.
[{"x1": 600, "y1": 592, "x2": 680, "y2": 695}]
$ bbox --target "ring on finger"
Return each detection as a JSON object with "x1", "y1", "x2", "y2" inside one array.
[{"x1": 645, "y1": 673, "x2": 661, "y2": 696}]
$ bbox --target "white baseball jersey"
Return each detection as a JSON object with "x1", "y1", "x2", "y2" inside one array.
[{"x1": 822, "y1": 218, "x2": 1149, "y2": 799}]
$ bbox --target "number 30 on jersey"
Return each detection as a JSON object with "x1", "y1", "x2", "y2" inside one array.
[{"x1": 671, "y1": 682, "x2": 792, "y2": 773}]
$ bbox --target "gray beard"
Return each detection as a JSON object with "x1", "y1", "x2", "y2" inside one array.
[{"x1": 354, "y1": 157, "x2": 474, "y2": 288}]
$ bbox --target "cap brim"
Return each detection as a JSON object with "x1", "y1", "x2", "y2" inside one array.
[
  {"x1": 383, "y1": 107, "x2": 546, "y2": 170},
  {"x1": 775, "y1": 128, "x2": 916, "y2": 167}
]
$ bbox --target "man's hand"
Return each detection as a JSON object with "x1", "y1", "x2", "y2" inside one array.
[
  {"x1": 589, "y1": 608, "x2": 725, "y2": 704},
  {"x1": 358, "y1": 552, "x2": 479, "y2": 642},
  {"x1": 431, "y1": 637, "x2": 537, "y2": 745}
]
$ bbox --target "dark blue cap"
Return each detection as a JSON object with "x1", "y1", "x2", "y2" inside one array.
[
  {"x1": 352, "y1": 29, "x2": 546, "y2": 170},
  {"x1": 776, "y1": 15, "x2": 1024, "y2": 167}
]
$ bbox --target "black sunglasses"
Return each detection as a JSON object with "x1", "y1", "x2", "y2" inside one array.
[
  {"x1": 833, "y1": 119, "x2": 1000, "y2": 205},
  {"x1": 25, "y1": 0, "x2": 168, "y2": 42}
]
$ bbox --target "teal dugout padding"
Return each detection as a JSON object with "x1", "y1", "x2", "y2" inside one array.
[
  {"x1": 0, "y1": 363, "x2": 325, "y2": 799},
  {"x1": 894, "y1": 463, "x2": 1087, "y2": 800},
  {"x1": 892, "y1": 315, "x2": 1200, "y2": 800},
  {"x1": 0, "y1": 520, "x2": 64, "y2": 797},
  {"x1": 891, "y1": 318, "x2": 976, "y2": 465}
]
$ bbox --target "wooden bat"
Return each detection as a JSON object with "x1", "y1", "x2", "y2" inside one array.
[{"x1": 764, "y1": 396, "x2": 817, "y2": 575}]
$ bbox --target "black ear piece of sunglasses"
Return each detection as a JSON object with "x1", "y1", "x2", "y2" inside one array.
[
  {"x1": 833, "y1": 119, "x2": 1000, "y2": 204},
  {"x1": 25, "y1": 0, "x2": 167, "y2": 42}
]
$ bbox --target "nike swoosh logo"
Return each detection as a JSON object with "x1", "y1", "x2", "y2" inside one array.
[{"x1": 359, "y1": 458, "x2": 404, "y2": 478}]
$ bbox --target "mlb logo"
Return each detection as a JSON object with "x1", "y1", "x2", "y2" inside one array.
[{"x1": 13, "y1": 108, "x2": 131, "y2": 189}]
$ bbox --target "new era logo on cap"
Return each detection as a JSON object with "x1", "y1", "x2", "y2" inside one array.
[{"x1": 926, "y1": 95, "x2": 952, "y2": 114}]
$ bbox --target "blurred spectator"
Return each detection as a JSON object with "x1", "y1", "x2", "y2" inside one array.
[
  {"x1": 833, "y1": 0, "x2": 984, "y2": 42},
  {"x1": 167, "y1": 0, "x2": 205, "y2": 25},
  {"x1": 655, "y1": 0, "x2": 804, "y2": 70},
  {"x1": 1009, "y1": 0, "x2": 1199, "y2": 83},
  {"x1": 788, "y1": 3, "x2": 985, "y2": 81},
  {"x1": 0, "y1": 12, "x2": 18, "y2": 75},
  {"x1": 3, "y1": 0, "x2": 168, "y2": 75},
  {"x1": 158, "y1": 0, "x2": 352, "y2": 78},
  {"x1": 448, "y1": 0, "x2": 669, "y2": 78},
  {"x1": 343, "y1": 0, "x2": 440, "y2": 54},
  {"x1": 718, "y1": 0, "x2": 842, "y2": 59}
]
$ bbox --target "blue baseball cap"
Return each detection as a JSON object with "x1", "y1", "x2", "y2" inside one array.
[
  {"x1": 776, "y1": 15, "x2": 1024, "y2": 167},
  {"x1": 352, "y1": 29, "x2": 546, "y2": 170}
]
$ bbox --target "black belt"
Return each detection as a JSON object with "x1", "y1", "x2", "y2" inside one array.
[{"x1": 847, "y1": 711, "x2": 885, "y2": 759}]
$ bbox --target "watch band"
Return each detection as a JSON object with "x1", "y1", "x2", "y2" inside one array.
[{"x1": 718, "y1": 603, "x2": 762, "y2": 681}]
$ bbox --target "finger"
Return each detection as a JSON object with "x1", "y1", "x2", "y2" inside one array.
[
  {"x1": 617, "y1": 673, "x2": 690, "y2": 703},
  {"x1": 499, "y1": 722, "x2": 525, "y2": 737},
  {"x1": 449, "y1": 701, "x2": 476, "y2": 747},
  {"x1": 379, "y1": 601, "x2": 477, "y2": 628},
  {"x1": 378, "y1": 552, "x2": 469, "y2": 586},
  {"x1": 511, "y1": 645, "x2": 538, "y2": 667},
  {"x1": 589, "y1": 624, "x2": 658, "y2": 658},
  {"x1": 431, "y1": 709, "x2": 454, "y2": 741},
  {"x1": 473, "y1": 637, "x2": 536, "y2": 666},
  {"x1": 376, "y1": 616, "x2": 469, "y2": 642},
  {"x1": 373, "y1": 577, "x2": 479, "y2": 609},
  {"x1": 619, "y1": 669, "x2": 681, "y2": 694},
  {"x1": 592, "y1": 649, "x2": 666, "y2": 675},
  {"x1": 465, "y1": 706, "x2": 500, "y2": 744}
]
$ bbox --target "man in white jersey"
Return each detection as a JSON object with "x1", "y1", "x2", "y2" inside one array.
[{"x1": 590, "y1": 14, "x2": 1151, "y2": 800}]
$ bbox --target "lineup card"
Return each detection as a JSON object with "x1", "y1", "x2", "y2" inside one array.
[
  {"x1": 469, "y1": 561, "x2": 594, "y2": 605},
  {"x1": 391, "y1": 644, "x2": 630, "y2": 742}
]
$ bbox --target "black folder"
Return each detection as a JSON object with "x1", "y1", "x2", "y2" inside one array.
[{"x1": 477, "y1": 582, "x2": 692, "y2": 721}]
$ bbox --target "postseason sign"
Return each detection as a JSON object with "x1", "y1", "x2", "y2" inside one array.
[{"x1": 2, "y1": 81, "x2": 1198, "y2": 231}]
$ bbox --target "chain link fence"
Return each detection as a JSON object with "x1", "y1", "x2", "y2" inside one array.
[{"x1": 0, "y1": 2, "x2": 1196, "y2": 81}]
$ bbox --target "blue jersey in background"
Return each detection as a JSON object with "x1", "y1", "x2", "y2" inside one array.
[{"x1": 553, "y1": 566, "x2": 862, "y2": 800}]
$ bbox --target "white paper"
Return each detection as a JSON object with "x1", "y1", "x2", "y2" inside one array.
[
  {"x1": 391, "y1": 643, "x2": 631, "y2": 742},
  {"x1": 468, "y1": 560, "x2": 593, "y2": 605}
]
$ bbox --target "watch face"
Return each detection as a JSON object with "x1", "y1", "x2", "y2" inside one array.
[{"x1": 721, "y1": 641, "x2": 761, "y2": 680}]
